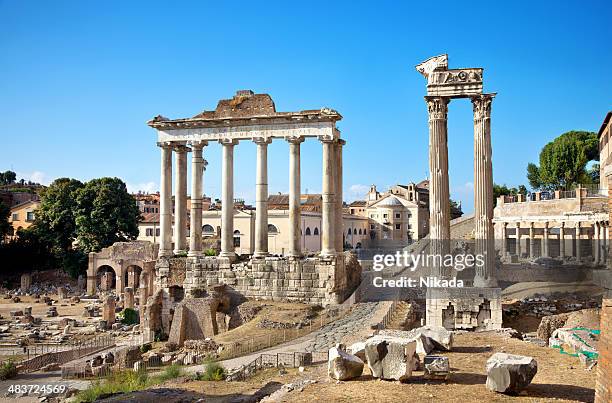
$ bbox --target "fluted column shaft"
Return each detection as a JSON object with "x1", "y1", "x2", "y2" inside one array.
[
  {"x1": 501, "y1": 223, "x2": 508, "y2": 257},
  {"x1": 576, "y1": 222, "x2": 582, "y2": 260},
  {"x1": 254, "y1": 138, "x2": 271, "y2": 257},
  {"x1": 288, "y1": 137, "x2": 304, "y2": 257},
  {"x1": 173, "y1": 145, "x2": 188, "y2": 254},
  {"x1": 188, "y1": 142, "x2": 207, "y2": 257},
  {"x1": 529, "y1": 223, "x2": 536, "y2": 259},
  {"x1": 543, "y1": 222, "x2": 550, "y2": 257},
  {"x1": 321, "y1": 138, "x2": 336, "y2": 257},
  {"x1": 560, "y1": 222, "x2": 566, "y2": 258},
  {"x1": 335, "y1": 139, "x2": 345, "y2": 253},
  {"x1": 472, "y1": 94, "x2": 496, "y2": 287},
  {"x1": 426, "y1": 97, "x2": 451, "y2": 278},
  {"x1": 159, "y1": 143, "x2": 173, "y2": 257},
  {"x1": 220, "y1": 139, "x2": 238, "y2": 260},
  {"x1": 594, "y1": 222, "x2": 600, "y2": 263},
  {"x1": 515, "y1": 222, "x2": 522, "y2": 258}
]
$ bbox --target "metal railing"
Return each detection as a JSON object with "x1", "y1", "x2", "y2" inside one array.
[{"x1": 227, "y1": 350, "x2": 329, "y2": 381}]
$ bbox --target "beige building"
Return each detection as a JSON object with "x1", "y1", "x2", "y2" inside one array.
[
  {"x1": 8, "y1": 200, "x2": 40, "y2": 236},
  {"x1": 599, "y1": 111, "x2": 612, "y2": 193},
  {"x1": 348, "y1": 181, "x2": 430, "y2": 243}
]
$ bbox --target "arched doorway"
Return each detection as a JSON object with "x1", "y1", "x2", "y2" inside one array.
[{"x1": 96, "y1": 265, "x2": 116, "y2": 292}]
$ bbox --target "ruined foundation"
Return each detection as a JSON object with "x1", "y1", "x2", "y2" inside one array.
[{"x1": 426, "y1": 287, "x2": 502, "y2": 330}]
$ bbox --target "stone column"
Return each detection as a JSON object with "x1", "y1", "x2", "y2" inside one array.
[
  {"x1": 102, "y1": 295, "x2": 115, "y2": 326},
  {"x1": 220, "y1": 139, "x2": 238, "y2": 260},
  {"x1": 560, "y1": 222, "x2": 566, "y2": 259},
  {"x1": 158, "y1": 143, "x2": 173, "y2": 257},
  {"x1": 335, "y1": 139, "x2": 345, "y2": 253},
  {"x1": 529, "y1": 222, "x2": 536, "y2": 259},
  {"x1": 576, "y1": 222, "x2": 582, "y2": 261},
  {"x1": 139, "y1": 273, "x2": 148, "y2": 306},
  {"x1": 124, "y1": 287, "x2": 134, "y2": 309},
  {"x1": 472, "y1": 94, "x2": 496, "y2": 287},
  {"x1": 543, "y1": 222, "x2": 550, "y2": 257},
  {"x1": 426, "y1": 97, "x2": 451, "y2": 278},
  {"x1": 594, "y1": 222, "x2": 601, "y2": 264},
  {"x1": 501, "y1": 222, "x2": 508, "y2": 258},
  {"x1": 321, "y1": 137, "x2": 336, "y2": 257},
  {"x1": 188, "y1": 142, "x2": 207, "y2": 257},
  {"x1": 253, "y1": 137, "x2": 272, "y2": 258},
  {"x1": 515, "y1": 222, "x2": 521, "y2": 258},
  {"x1": 173, "y1": 145, "x2": 188, "y2": 254},
  {"x1": 288, "y1": 137, "x2": 304, "y2": 257}
]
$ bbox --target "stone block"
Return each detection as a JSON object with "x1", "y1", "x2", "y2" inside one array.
[{"x1": 485, "y1": 353, "x2": 537, "y2": 394}]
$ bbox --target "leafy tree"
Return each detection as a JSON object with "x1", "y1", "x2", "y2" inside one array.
[
  {"x1": 33, "y1": 178, "x2": 84, "y2": 254},
  {"x1": 493, "y1": 183, "x2": 527, "y2": 205},
  {"x1": 0, "y1": 201, "x2": 11, "y2": 241},
  {"x1": 0, "y1": 171, "x2": 16, "y2": 186},
  {"x1": 75, "y1": 177, "x2": 141, "y2": 253},
  {"x1": 527, "y1": 131, "x2": 599, "y2": 190},
  {"x1": 587, "y1": 163, "x2": 600, "y2": 184}
]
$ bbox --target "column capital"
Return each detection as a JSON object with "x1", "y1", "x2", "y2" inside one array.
[
  {"x1": 425, "y1": 96, "x2": 450, "y2": 120},
  {"x1": 287, "y1": 136, "x2": 305, "y2": 144},
  {"x1": 156, "y1": 141, "x2": 173, "y2": 149},
  {"x1": 471, "y1": 93, "x2": 496, "y2": 120},
  {"x1": 253, "y1": 137, "x2": 272, "y2": 145},
  {"x1": 561, "y1": 221, "x2": 566, "y2": 228},
  {"x1": 187, "y1": 140, "x2": 208, "y2": 149},
  {"x1": 219, "y1": 138, "x2": 239, "y2": 146},
  {"x1": 173, "y1": 143, "x2": 189, "y2": 153},
  {"x1": 318, "y1": 136, "x2": 335, "y2": 144}
]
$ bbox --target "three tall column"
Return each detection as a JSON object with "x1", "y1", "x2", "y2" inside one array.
[
  {"x1": 159, "y1": 143, "x2": 173, "y2": 257},
  {"x1": 472, "y1": 93, "x2": 497, "y2": 287},
  {"x1": 321, "y1": 138, "x2": 337, "y2": 257},
  {"x1": 173, "y1": 145, "x2": 188, "y2": 254},
  {"x1": 426, "y1": 97, "x2": 451, "y2": 279}
]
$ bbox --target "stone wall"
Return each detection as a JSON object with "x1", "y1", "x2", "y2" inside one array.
[
  {"x1": 167, "y1": 296, "x2": 230, "y2": 346},
  {"x1": 596, "y1": 298, "x2": 611, "y2": 402}
]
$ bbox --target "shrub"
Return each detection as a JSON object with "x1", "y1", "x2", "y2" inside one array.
[
  {"x1": 119, "y1": 308, "x2": 139, "y2": 325},
  {"x1": 140, "y1": 343, "x2": 152, "y2": 354},
  {"x1": 204, "y1": 248, "x2": 217, "y2": 256},
  {"x1": 75, "y1": 370, "x2": 149, "y2": 402},
  {"x1": 156, "y1": 364, "x2": 182, "y2": 383},
  {"x1": 197, "y1": 360, "x2": 225, "y2": 381},
  {"x1": 0, "y1": 361, "x2": 18, "y2": 380}
]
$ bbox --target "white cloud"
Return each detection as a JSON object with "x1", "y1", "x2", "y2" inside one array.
[
  {"x1": 17, "y1": 171, "x2": 51, "y2": 185},
  {"x1": 452, "y1": 181, "x2": 474, "y2": 197},
  {"x1": 347, "y1": 184, "x2": 369, "y2": 200},
  {"x1": 126, "y1": 181, "x2": 158, "y2": 194}
]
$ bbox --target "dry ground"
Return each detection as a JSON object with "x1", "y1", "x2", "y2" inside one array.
[{"x1": 106, "y1": 331, "x2": 596, "y2": 403}]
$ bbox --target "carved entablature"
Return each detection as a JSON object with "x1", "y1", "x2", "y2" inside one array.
[
  {"x1": 471, "y1": 94, "x2": 496, "y2": 120},
  {"x1": 425, "y1": 97, "x2": 449, "y2": 120},
  {"x1": 417, "y1": 55, "x2": 484, "y2": 98}
]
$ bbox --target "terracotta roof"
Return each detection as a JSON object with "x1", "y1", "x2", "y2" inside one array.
[
  {"x1": 140, "y1": 213, "x2": 160, "y2": 223},
  {"x1": 349, "y1": 200, "x2": 367, "y2": 207}
]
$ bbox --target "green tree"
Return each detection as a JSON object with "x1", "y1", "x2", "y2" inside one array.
[
  {"x1": 33, "y1": 178, "x2": 84, "y2": 254},
  {"x1": 493, "y1": 183, "x2": 527, "y2": 205},
  {"x1": 0, "y1": 201, "x2": 12, "y2": 241},
  {"x1": 75, "y1": 177, "x2": 141, "y2": 253},
  {"x1": 527, "y1": 131, "x2": 599, "y2": 190},
  {"x1": 0, "y1": 171, "x2": 16, "y2": 186}
]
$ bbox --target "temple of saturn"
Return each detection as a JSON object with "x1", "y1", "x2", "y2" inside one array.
[
  {"x1": 417, "y1": 54, "x2": 502, "y2": 330},
  {"x1": 133, "y1": 91, "x2": 361, "y2": 340}
]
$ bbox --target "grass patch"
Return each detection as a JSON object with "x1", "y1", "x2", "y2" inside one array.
[
  {"x1": 0, "y1": 360, "x2": 18, "y2": 380},
  {"x1": 75, "y1": 365, "x2": 184, "y2": 402},
  {"x1": 195, "y1": 360, "x2": 226, "y2": 381}
]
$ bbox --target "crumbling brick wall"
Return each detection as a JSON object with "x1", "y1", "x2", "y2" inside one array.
[{"x1": 596, "y1": 298, "x2": 611, "y2": 402}]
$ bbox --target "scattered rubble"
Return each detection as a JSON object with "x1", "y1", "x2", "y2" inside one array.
[
  {"x1": 485, "y1": 353, "x2": 537, "y2": 394},
  {"x1": 328, "y1": 343, "x2": 364, "y2": 381}
]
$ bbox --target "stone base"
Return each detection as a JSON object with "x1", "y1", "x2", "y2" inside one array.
[
  {"x1": 425, "y1": 287, "x2": 502, "y2": 330},
  {"x1": 157, "y1": 252, "x2": 361, "y2": 306}
]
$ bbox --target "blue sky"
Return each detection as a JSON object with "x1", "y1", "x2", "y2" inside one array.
[{"x1": 1, "y1": 1, "x2": 610, "y2": 213}]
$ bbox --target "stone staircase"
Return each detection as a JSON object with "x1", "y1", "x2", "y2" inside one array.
[{"x1": 384, "y1": 301, "x2": 419, "y2": 330}]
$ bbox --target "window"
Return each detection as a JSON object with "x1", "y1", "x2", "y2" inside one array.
[
  {"x1": 146, "y1": 228, "x2": 152, "y2": 236},
  {"x1": 305, "y1": 227, "x2": 311, "y2": 236},
  {"x1": 12, "y1": 213, "x2": 18, "y2": 221},
  {"x1": 203, "y1": 224, "x2": 215, "y2": 234},
  {"x1": 395, "y1": 224, "x2": 401, "y2": 230},
  {"x1": 233, "y1": 231, "x2": 241, "y2": 247},
  {"x1": 370, "y1": 224, "x2": 375, "y2": 230},
  {"x1": 156, "y1": 228, "x2": 160, "y2": 236},
  {"x1": 363, "y1": 229, "x2": 367, "y2": 235},
  {"x1": 395, "y1": 213, "x2": 401, "y2": 219},
  {"x1": 26, "y1": 212, "x2": 35, "y2": 222},
  {"x1": 268, "y1": 224, "x2": 278, "y2": 233},
  {"x1": 313, "y1": 227, "x2": 319, "y2": 235},
  {"x1": 383, "y1": 213, "x2": 388, "y2": 218},
  {"x1": 348, "y1": 228, "x2": 352, "y2": 235},
  {"x1": 358, "y1": 229, "x2": 362, "y2": 235}
]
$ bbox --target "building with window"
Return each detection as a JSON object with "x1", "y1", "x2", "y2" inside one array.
[
  {"x1": 8, "y1": 200, "x2": 40, "y2": 236},
  {"x1": 599, "y1": 111, "x2": 612, "y2": 193}
]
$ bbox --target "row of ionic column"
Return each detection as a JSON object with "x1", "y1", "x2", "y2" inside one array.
[
  {"x1": 426, "y1": 94, "x2": 496, "y2": 286},
  {"x1": 158, "y1": 137, "x2": 344, "y2": 259},
  {"x1": 501, "y1": 221, "x2": 609, "y2": 263}
]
